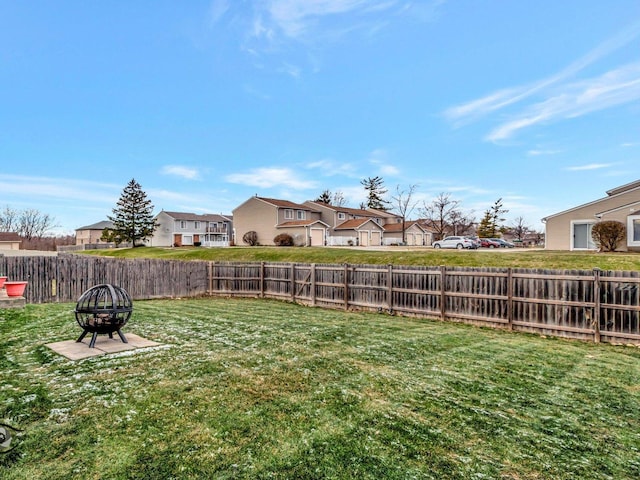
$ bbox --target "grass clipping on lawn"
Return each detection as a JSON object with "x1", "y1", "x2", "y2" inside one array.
[{"x1": 1, "y1": 298, "x2": 640, "y2": 479}]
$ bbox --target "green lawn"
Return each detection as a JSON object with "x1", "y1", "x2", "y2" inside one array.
[
  {"x1": 86, "y1": 246, "x2": 640, "y2": 271},
  {"x1": 2, "y1": 298, "x2": 640, "y2": 479}
]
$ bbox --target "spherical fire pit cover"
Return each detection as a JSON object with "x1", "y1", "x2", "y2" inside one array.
[{"x1": 74, "y1": 284, "x2": 133, "y2": 348}]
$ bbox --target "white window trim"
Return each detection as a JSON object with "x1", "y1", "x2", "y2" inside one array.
[
  {"x1": 297, "y1": 210, "x2": 306, "y2": 220},
  {"x1": 194, "y1": 221, "x2": 200, "y2": 229},
  {"x1": 180, "y1": 221, "x2": 187, "y2": 229},
  {"x1": 628, "y1": 215, "x2": 640, "y2": 247},
  {"x1": 284, "y1": 209, "x2": 294, "y2": 220},
  {"x1": 570, "y1": 219, "x2": 597, "y2": 251},
  {"x1": 338, "y1": 212, "x2": 346, "y2": 220}
]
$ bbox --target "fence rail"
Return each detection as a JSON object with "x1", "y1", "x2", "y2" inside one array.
[{"x1": 1, "y1": 255, "x2": 638, "y2": 345}]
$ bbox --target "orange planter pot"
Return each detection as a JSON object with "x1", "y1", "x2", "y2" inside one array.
[
  {"x1": 0, "y1": 276, "x2": 7, "y2": 289},
  {"x1": 5, "y1": 281, "x2": 28, "y2": 297}
]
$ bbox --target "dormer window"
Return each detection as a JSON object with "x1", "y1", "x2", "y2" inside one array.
[{"x1": 338, "y1": 212, "x2": 346, "y2": 220}]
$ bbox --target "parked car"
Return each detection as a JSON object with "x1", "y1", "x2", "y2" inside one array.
[
  {"x1": 465, "y1": 236, "x2": 481, "y2": 248},
  {"x1": 479, "y1": 238, "x2": 501, "y2": 248},
  {"x1": 432, "y1": 236, "x2": 477, "y2": 249},
  {"x1": 490, "y1": 238, "x2": 515, "y2": 248}
]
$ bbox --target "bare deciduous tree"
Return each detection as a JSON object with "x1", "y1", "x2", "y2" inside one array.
[
  {"x1": 509, "y1": 216, "x2": 531, "y2": 241},
  {"x1": 0, "y1": 206, "x2": 20, "y2": 232},
  {"x1": 419, "y1": 193, "x2": 472, "y2": 240},
  {"x1": 18, "y1": 208, "x2": 58, "y2": 240},
  {"x1": 391, "y1": 184, "x2": 419, "y2": 243}
]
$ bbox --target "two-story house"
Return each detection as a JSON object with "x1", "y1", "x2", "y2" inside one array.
[
  {"x1": 233, "y1": 196, "x2": 329, "y2": 246},
  {"x1": 152, "y1": 211, "x2": 233, "y2": 247}
]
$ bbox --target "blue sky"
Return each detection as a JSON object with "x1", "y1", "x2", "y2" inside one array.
[{"x1": 1, "y1": 1, "x2": 639, "y2": 235}]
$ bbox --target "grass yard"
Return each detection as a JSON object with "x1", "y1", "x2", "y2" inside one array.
[
  {"x1": 2, "y1": 298, "x2": 640, "y2": 479},
  {"x1": 85, "y1": 246, "x2": 640, "y2": 271}
]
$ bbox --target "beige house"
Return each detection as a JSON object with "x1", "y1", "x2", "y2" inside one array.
[
  {"x1": 303, "y1": 201, "x2": 396, "y2": 246},
  {"x1": 382, "y1": 220, "x2": 430, "y2": 246},
  {"x1": 152, "y1": 211, "x2": 233, "y2": 247},
  {"x1": 0, "y1": 232, "x2": 22, "y2": 250},
  {"x1": 75, "y1": 221, "x2": 114, "y2": 246},
  {"x1": 542, "y1": 179, "x2": 640, "y2": 251},
  {"x1": 233, "y1": 196, "x2": 329, "y2": 246}
]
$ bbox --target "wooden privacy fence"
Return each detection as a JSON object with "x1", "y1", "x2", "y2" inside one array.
[
  {"x1": 0, "y1": 254, "x2": 209, "y2": 303},
  {"x1": 1, "y1": 255, "x2": 639, "y2": 345},
  {"x1": 209, "y1": 262, "x2": 640, "y2": 345}
]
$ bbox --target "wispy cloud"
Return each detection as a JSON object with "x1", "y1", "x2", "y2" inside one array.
[
  {"x1": 225, "y1": 167, "x2": 318, "y2": 190},
  {"x1": 527, "y1": 149, "x2": 563, "y2": 156},
  {"x1": 444, "y1": 20, "x2": 640, "y2": 141},
  {"x1": 305, "y1": 158, "x2": 359, "y2": 177},
  {"x1": 161, "y1": 165, "x2": 201, "y2": 180},
  {"x1": 565, "y1": 163, "x2": 614, "y2": 171},
  {"x1": 0, "y1": 174, "x2": 120, "y2": 204}
]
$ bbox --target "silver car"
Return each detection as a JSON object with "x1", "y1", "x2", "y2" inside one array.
[{"x1": 432, "y1": 236, "x2": 477, "y2": 249}]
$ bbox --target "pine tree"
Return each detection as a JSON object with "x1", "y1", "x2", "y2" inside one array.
[
  {"x1": 315, "y1": 190, "x2": 332, "y2": 204},
  {"x1": 361, "y1": 176, "x2": 390, "y2": 210},
  {"x1": 105, "y1": 179, "x2": 157, "y2": 246}
]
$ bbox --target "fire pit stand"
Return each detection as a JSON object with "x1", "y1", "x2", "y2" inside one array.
[{"x1": 74, "y1": 284, "x2": 133, "y2": 348}]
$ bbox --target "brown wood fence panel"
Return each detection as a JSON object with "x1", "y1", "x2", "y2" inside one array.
[
  {"x1": 208, "y1": 262, "x2": 640, "y2": 345},
  {"x1": 0, "y1": 254, "x2": 209, "y2": 303},
  {"x1": 2, "y1": 256, "x2": 638, "y2": 345}
]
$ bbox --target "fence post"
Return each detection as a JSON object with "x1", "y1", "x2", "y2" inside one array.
[
  {"x1": 440, "y1": 265, "x2": 446, "y2": 321},
  {"x1": 387, "y1": 264, "x2": 393, "y2": 313},
  {"x1": 343, "y1": 263, "x2": 349, "y2": 311},
  {"x1": 208, "y1": 261, "x2": 213, "y2": 295},
  {"x1": 507, "y1": 268, "x2": 513, "y2": 330},
  {"x1": 311, "y1": 263, "x2": 316, "y2": 306},
  {"x1": 593, "y1": 268, "x2": 601, "y2": 343},
  {"x1": 291, "y1": 263, "x2": 296, "y2": 302},
  {"x1": 260, "y1": 262, "x2": 265, "y2": 298}
]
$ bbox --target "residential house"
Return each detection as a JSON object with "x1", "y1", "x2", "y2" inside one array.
[
  {"x1": 232, "y1": 197, "x2": 328, "y2": 246},
  {"x1": 303, "y1": 202, "x2": 392, "y2": 246},
  {"x1": 75, "y1": 221, "x2": 114, "y2": 246},
  {"x1": 0, "y1": 232, "x2": 22, "y2": 250},
  {"x1": 152, "y1": 211, "x2": 233, "y2": 247},
  {"x1": 542, "y1": 179, "x2": 640, "y2": 251},
  {"x1": 382, "y1": 220, "x2": 430, "y2": 246}
]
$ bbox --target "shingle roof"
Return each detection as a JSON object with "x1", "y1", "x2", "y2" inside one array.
[
  {"x1": 75, "y1": 221, "x2": 114, "y2": 231},
  {"x1": 382, "y1": 220, "x2": 425, "y2": 233},
  {"x1": 334, "y1": 218, "x2": 382, "y2": 230},
  {"x1": 0, "y1": 232, "x2": 22, "y2": 242},
  {"x1": 160, "y1": 211, "x2": 232, "y2": 222},
  {"x1": 258, "y1": 197, "x2": 320, "y2": 212}
]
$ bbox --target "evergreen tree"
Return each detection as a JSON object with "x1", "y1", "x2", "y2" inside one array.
[
  {"x1": 477, "y1": 198, "x2": 508, "y2": 238},
  {"x1": 361, "y1": 176, "x2": 390, "y2": 210},
  {"x1": 315, "y1": 189, "x2": 332, "y2": 204},
  {"x1": 105, "y1": 179, "x2": 157, "y2": 246}
]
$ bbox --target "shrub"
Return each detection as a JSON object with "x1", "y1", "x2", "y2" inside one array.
[
  {"x1": 591, "y1": 220, "x2": 626, "y2": 252},
  {"x1": 242, "y1": 231, "x2": 259, "y2": 246},
  {"x1": 273, "y1": 233, "x2": 294, "y2": 246},
  {"x1": 194, "y1": 241, "x2": 201, "y2": 247}
]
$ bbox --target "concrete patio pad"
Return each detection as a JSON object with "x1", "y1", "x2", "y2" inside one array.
[{"x1": 46, "y1": 333, "x2": 161, "y2": 360}]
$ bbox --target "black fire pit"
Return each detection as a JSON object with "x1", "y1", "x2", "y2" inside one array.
[{"x1": 75, "y1": 284, "x2": 133, "y2": 348}]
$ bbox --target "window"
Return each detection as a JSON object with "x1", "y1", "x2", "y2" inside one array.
[
  {"x1": 338, "y1": 212, "x2": 346, "y2": 220},
  {"x1": 284, "y1": 209, "x2": 294, "y2": 220},
  {"x1": 571, "y1": 221, "x2": 596, "y2": 250},
  {"x1": 628, "y1": 215, "x2": 640, "y2": 247},
  {"x1": 297, "y1": 210, "x2": 305, "y2": 220},
  {"x1": 194, "y1": 221, "x2": 200, "y2": 229},
  {"x1": 180, "y1": 221, "x2": 187, "y2": 229}
]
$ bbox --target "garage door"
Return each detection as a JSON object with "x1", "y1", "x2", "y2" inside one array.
[
  {"x1": 310, "y1": 228, "x2": 324, "y2": 246},
  {"x1": 370, "y1": 231, "x2": 381, "y2": 246},
  {"x1": 406, "y1": 233, "x2": 415, "y2": 246},
  {"x1": 414, "y1": 234, "x2": 423, "y2": 246},
  {"x1": 359, "y1": 231, "x2": 369, "y2": 246}
]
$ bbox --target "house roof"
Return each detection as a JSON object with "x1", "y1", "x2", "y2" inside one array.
[
  {"x1": 159, "y1": 211, "x2": 232, "y2": 222},
  {"x1": 542, "y1": 179, "x2": 640, "y2": 222},
  {"x1": 257, "y1": 197, "x2": 320, "y2": 212},
  {"x1": 334, "y1": 218, "x2": 383, "y2": 230},
  {"x1": 0, "y1": 232, "x2": 21, "y2": 242},
  {"x1": 278, "y1": 220, "x2": 329, "y2": 228},
  {"x1": 76, "y1": 221, "x2": 114, "y2": 231},
  {"x1": 382, "y1": 220, "x2": 426, "y2": 233},
  {"x1": 305, "y1": 201, "x2": 380, "y2": 218}
]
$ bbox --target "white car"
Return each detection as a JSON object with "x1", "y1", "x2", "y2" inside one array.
[{"x1": 432, "y1": 236, "x2": 477, "y2": 249}]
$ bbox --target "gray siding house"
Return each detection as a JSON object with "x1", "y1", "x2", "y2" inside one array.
[{"x1": 152, "y1": 211, "x2": 233, "y2": 247}]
